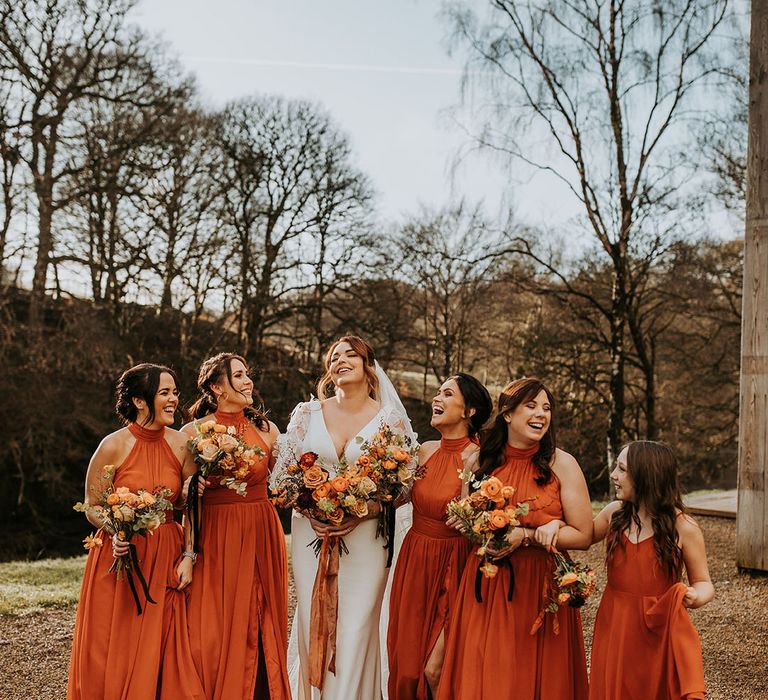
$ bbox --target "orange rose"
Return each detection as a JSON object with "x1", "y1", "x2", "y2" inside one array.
[
  {"x1": 303, "y1": 465, "x2": 328, "y2": 489},
  {"x1": 382, "y1": 460, "x2": 397, "y2": 471},
  {"x1": 106, "y1": 493, "x2": 120, "y2": 506},
  {"x1": 488, "y1": 510, "x2": 510, "y2": 530},
  {"x1": 357, "y1": 455, "x2": 371, "y2": 468},
  {"x1": 479, "y1": 476, "x2": 503, "y2": 500},
  {"x1": 560, "y1": 572, "x2": 579, "y2": 587},
  {"x1": 326, "y1": 508, "x2": 344, "y2": 525},
  {"x1": 312, "y1": 483, "x2": 332, "y2": 501},
  {"x1": 393, "y1": 449, "x2": 409, "y2": 462},
  {"x1": 376, "y1": 447, "x2": 386, "y2": 457},
  {"x1": 558, "y1": 592, "x2": 572, "y2": 604},
  {"x1": 480, "y1": 561, "x2": 499, "y2": 578},
  {"x1": 213, "y1": 423, "x2": 228, "y2": 434},
  {"x1": 330, "y1": 476, "x2": 350, "y2": 493}
]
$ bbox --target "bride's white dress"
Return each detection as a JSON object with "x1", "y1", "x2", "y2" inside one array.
[{"x1": 281, "y1": 399, "x2": 408, "y2": 700}]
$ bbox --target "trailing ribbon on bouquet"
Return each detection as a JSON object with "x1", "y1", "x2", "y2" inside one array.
[
  {"x1": 474, "y1": 558, "x2": 515, "y2": 604},
  {"x1": 309, "y1": 535, "x2": 343, "y2": 689},
  {"x1": 109, "y1": 544, "x2": 157, "y2": 616},
  {"x1": 186, "y1": 471, "x2": 201, "y2": 553},
  {"x1": 382, "y1": 502, "x2": 396, "y2": 568}
]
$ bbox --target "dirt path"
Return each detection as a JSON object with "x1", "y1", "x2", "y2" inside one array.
[{"x1": 0, "y1": 516, "x2": 766, "y2": 699}]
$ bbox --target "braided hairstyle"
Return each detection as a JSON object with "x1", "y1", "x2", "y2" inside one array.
[
  {"x1": 115, "y1": 363, "x2": 178, "y2": 426},
  {"x1": 188, "y1": 353, "x2": 269, "y2": 431}
]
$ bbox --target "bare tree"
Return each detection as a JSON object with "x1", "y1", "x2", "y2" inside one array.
[{"x1": 446, "y1": 0, "x2": 730, "y2": 468}]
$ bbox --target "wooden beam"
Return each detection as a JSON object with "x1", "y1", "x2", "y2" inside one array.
[{"x1": 736, "y1": 0, "x2": 768, "y2": 571}]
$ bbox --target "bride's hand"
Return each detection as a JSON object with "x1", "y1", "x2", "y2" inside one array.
[{"x1": 310, "y1": 515, "x2": 360, "y2": 538}]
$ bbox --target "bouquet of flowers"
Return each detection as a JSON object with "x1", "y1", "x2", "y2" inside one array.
[
  {"x1": 188, "y1": 420, "x2": 265, "y2": 497},
  {"x1": 74, "y1": 464, "x2": 174, "y2": 615},
  {"x1": 353, "y1": 424, "x2": 421, "y2": 565},
  {"x1": 446, "y1": 475, "x2": 531, "y2": 601},
  {"x1": 530, "y1": 552, "x2": 596, "y2": 635},
  {"x1": 271, "y1": 451, "x2": 376, "y2": 532}
]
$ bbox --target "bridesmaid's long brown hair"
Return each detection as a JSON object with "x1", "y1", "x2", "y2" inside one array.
[
  {"x1": 188, "y1": 353, "x2": 269, "y2": 431},
  {"x1": 474, "y1": 377, "x2": 557, "y2": 487},
  {"x1": 606, "y1": 441, "x2": 685, "y2": 579}
]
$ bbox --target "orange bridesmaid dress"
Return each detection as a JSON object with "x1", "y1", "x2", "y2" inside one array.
[
  {"x1": 589, "y1": 534, "x2": 705, "y2": 700},
  {"x1": 187, "y1": 409, "x2": 290, "y2": 699},
  {"x1": 68, "y1": 423, "x2": 204, "y2": 700},
  {"x1": 387, "y1": 436, "x2": 473, "y2": 700},
  {"x1": 436, "y1": 443, "x2": 589, "y2": 700}
]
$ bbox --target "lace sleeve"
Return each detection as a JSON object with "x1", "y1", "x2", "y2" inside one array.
[{"x1": 269, "y1": 401, "x2": 312, "y2": 490}]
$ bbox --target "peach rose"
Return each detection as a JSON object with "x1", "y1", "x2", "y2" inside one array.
[
  {"x1": 326, "y1": 508, "x2": 345, "y2": 525},
  {"x1": 198, "y1": 441, "x2": 220, "y2": 463},
  {"x1": 358, "y1": 476, "x2": 377, "y2": 496},
  {"x1": 330, "y1": 476, "x2": 350, "y2": 493},
  {"x1": 558, "y1": 592, "x2": 572, "y2": 604},
  {"x1": 213, "y1": 423, "x2": 228, "y2": 434},
  {"x1": 500, "y1": 486, "x2": 516, "y2": 500},
  {"x1": 479, "y1": 476, "x2": 503, "y2": 500},
  {"x1": 488, "y1": 510, "x2": 510, "y2": 530},
  {"x1": 140, "y1": 491, "x2": 156, "y2": 507},
  {"x1": 106, "y1": 493, "x2": 121, "y2": 506},
  {"x1": 353, "y1": 499, "x2": 369, "y2": 517},
  {"x1": 393, "y1": 449, "x2": 409, "y2": 462},
  {"x1": 199, "y1": 420, "x2": 216, "y2": 433},
  {"x1": 304, "y1": 465, "x2": 328, "y2": 489},
  {"x1": 382, "y1": 460, "x2": 397, "y2": 471},
  {"x1": 560, "y1": 572, "x2": 579, "y2": 587},
  {"x1": 218, "y1": 433, "x2": 239, "y2": 453}
]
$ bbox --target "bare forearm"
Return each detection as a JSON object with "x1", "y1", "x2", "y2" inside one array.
[{"x1": 554, "y1": 525, "x2": 592, "y2": 550}]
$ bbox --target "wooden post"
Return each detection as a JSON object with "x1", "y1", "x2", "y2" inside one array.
[{"x1": 736, "y1": 0, "x2": 768, "y2": 571}]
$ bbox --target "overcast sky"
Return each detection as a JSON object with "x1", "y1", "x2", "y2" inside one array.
[{"x1": 131, "y1": 0, "x2": 579, "y2": 225}]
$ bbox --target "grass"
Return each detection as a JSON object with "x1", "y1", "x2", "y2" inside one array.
[{"x1": 0, "y1": 556, "x2": 86, "y2": 616}]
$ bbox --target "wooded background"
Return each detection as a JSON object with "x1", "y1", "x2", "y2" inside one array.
[{"x1": 0, "y1": 0, "x2": 747, "y2": 559}]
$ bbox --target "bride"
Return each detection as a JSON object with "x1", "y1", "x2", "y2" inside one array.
[{"x1": 273, "y1": 335, "x2": 416, "y2": 700}]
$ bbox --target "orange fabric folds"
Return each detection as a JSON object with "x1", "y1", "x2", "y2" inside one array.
[
  {"x1": 436, "y1": 444, "x2": 589, "y2": 700},
  {"x1": 308, "y1": 534, "x2": 342, "y2": 689},
  {"x1": 589, "y1": 536, "x2": 705, "y2": 700},
  {"x1": 67, "y1": 424, "x2": 204, "y2": 700},
  {"x1": 387, "y1": 437, "x2": 473, "y2": 700},
  {"x1": 186, "y1": 410, "x2": 290, "y2": 700}
]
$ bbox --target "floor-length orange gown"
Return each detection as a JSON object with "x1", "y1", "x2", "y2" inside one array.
[
  {"x1": 436, "y1": 443, "x2": 589, "y2": 700},
  {"x1": 187, "y1": 409, "x2": 290, "y2": 699},
  {"x1": 68, "y1": 422, "x2": 204, "y2": 700},
  {"x1": 387, "y1": 436, "x2": 473, "y2": 700},
  {"x1": 589, "y1": 534, "x2": 705, "y2": 700}
]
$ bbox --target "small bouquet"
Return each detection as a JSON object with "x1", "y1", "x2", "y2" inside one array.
[
  {"x1": 74, "y1": 464, "x2": 174, "y2": 615},
  {"x1": 530, "y1": 552, "x2": 596, "y2": 635},
  {"x1": 446, "y1": 475, "x2": 530, "y2": 601},
  {"x1": 353, "y1": 424, "x2": 421, "y2": 565},
  {"x1": 188, "y1": 420, "x2": 265, "y2": 497},
  {"x1": 271, "y1": 451, "x2": 376, "y2": 535}
]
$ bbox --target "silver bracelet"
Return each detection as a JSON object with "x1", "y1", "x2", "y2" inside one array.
[{"x1": 181, "y1": 550, "x2": 197, "y2": 565}]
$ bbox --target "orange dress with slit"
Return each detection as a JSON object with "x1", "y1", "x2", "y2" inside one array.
[
  {"x1": 589, "y1": 534, "x2": 705, "y2": 700},
  {"x1": 67, "y1": 423, "x2": 204, "y2": 700},
  {"x1": 186, "y1": 409, "x2": 290, "y2": 699},
  {"x1": 387, "y1": 436, "x2": 474, "y2": 700},
  {"x1": 436, "y1": 443, "x2": 589, "y2": 700}
]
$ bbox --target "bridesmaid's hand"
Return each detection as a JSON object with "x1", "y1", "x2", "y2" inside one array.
[
  {"x1": 111, "y1": 533, "x2": 130, "y2": 558},
  {"x1": 486, "y1": 527, "x2": 525, "y2": 560},
  {"x1": 534, "y1": 520, "x2": 562, "y2": 549},
  {"x1": 182, "y1": 474, "x2": 208, "y2": 503},
  {"x1": 176, "y1": 557, "x2": 193, "y2": 590},
  {"x1": 683, "y1": 586, "x2": 699, "y2": 608}
]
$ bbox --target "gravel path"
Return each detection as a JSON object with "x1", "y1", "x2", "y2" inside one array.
[{"x1": 0, "y1": 516, "x2": 765, "y2": 699}]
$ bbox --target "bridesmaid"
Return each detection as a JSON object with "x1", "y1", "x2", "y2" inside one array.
[
  {"x1": 436, "y1": 377, "x2": 592, "y2": 700},
  {"x1": 386, "y1": 373, "x2": 492, "y2": 699},
  {"x1": 181, "y1": 353, "x2": 290, "y2": 699},
  {"x1": 68, "y1": 363, "x2": 203, "y2": 700},
  {"x1": 590, "y1": 441, "x2": 713, "y2": 699}
]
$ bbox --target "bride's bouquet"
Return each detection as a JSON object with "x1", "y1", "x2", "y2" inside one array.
[
  {"x1": 270, "y1": 450, "x2": 377, "y2": 530},
  {"x1": 446, "y1": 475, "x2": 531, "y2": 601},
  {"x1": 74, "y1": 464, "x2": 174, "y2": 615},
  {"x1": 353, "y1": 424, "x2": 420, "y2": 565}
]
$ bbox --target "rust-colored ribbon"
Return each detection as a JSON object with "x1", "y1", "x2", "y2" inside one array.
[{"x1": 308, "y1": 535, "x2": 341, "y2": 690}]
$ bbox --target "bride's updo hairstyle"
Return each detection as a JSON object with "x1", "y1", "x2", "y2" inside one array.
[
  {"x1": 317, "y1": 335, "x2": 380, "y2": 400},
  {"x1": 188, "y1": 352, "x2": 269, "y2": 431},
  {"x1": 115, "y1": 363, "x2": 178, "y2": 427},
  {"x1": 447, "y1": 372, "x2": 493, "y2": 439},
  {"x1": 474, "y1": 377, "x2": 557, "y2": 487}
]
